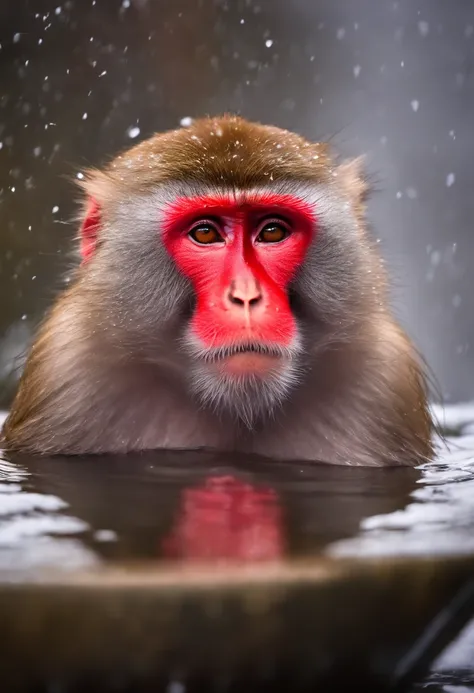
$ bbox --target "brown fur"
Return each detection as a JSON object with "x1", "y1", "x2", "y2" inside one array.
[{"x1": 2, "y1": 116, "x2": 433, "y2": 465}]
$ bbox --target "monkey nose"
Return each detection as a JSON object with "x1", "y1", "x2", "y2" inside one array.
[{"x1": 226, "y1": 278, "x2": 263, "y2": 310}]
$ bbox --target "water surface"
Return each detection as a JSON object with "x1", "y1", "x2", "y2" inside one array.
[{"x1": 1, "y1": 404, "x2": 474, "y2": 688}]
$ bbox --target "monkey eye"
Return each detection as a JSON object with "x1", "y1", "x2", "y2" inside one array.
[
  {"x1": 188, "y1": 222, "x2": 224, "y2": 245},
  {"x1": 255, "y1": 219, "x2": 291, "y2": 244}
]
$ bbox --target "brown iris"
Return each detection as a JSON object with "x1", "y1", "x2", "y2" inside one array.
[
  {"x1": 256, "y1": 222, "x2": 289, "y2": 244},
  {"x1": 189, "y1": 223, "x2": 223, "y2": 245}
]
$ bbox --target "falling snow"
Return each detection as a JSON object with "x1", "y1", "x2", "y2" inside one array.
[
  {"x1": 353, "y1": 65, "x2": 361, "y2": 78},
  {"x1": 336, "y1": 27, "x2": 346, "y2": 40},
  {"x1": 265, "y1": 39, "x2": 273, "y2": 48},
  {"x1": 52, "y1": 206, "x2": 59, "y2": 214},
  {"x1": 180, "y1": 117, "x2": 193, "y2": 127},
  {"x1": 418, "y1": 21, "x2": 429, "y2": 37},
  {"x1": 446, "y1": 173, "x2": 456, "y2": 187},
  {"x1": 411, "y1": 100, "x2": 420, "y2": 112},
  {"x1": 127, "y1": 126, "x2": 140, "y2": 138}
]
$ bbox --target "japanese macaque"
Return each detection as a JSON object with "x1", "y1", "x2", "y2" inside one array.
[{"x1": 2, "y1": 115, "x2": 433, "y2": 465}]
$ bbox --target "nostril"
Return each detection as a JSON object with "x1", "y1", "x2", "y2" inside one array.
[
  {"x1": 248, "y1": 295, "x2": 262, "y2": 307},
  {"x1": 227, "y1": 292, "x2": 245, "y2": 306}
]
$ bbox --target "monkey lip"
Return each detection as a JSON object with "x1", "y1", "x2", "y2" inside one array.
[{"x1": 205, "y1": 342, "x2": 286, "y2": 376}]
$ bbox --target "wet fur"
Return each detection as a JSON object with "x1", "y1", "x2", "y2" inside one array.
[{"x1": 2, "y1": 116, "x2": 433, "y2": 465}]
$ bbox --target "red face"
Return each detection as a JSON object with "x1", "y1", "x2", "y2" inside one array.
[{"x1": 163, "y1": 193, "x2": 314, "y2": 376}]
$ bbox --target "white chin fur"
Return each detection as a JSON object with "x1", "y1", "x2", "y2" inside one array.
[{"x1": 188, "y1": 360, "x2": 301, "y2": 428}]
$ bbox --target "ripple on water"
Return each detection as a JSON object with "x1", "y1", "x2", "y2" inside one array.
[
  {"x1": 0, "y1": 454, "x2": 98, "y2": 571},
  {"x1": 329, "y1": 404, "x2": 474, "y2": 559}
]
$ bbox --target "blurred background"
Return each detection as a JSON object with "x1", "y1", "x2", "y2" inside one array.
[{"x1": 0, "y1": 0, "x2": 473, "y2": 407}]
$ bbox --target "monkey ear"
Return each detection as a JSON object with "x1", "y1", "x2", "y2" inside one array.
[
  {"x1": 76, "y1": 168, "x2": 114, "y2": 262},
  {"x1": 79, "y1": 197, "x2": 101, "y2": 262},
  {"x1": 336, "y1": 156, "x2": 369, "y2": 219}
]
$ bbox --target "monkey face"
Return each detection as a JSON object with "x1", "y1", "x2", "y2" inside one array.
[{"x1": 159, "y1": 191, "x2": 315, "y2": 426}]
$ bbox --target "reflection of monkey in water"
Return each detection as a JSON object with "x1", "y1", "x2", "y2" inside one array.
[
  {"x1": 3, "y1": 116, "x2": 432, "y2": 465},
  {"x1": 162, "y1": 476, "x2": 286, "y2": 563}
]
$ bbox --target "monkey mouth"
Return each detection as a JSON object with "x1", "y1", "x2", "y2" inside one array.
[{"x1": 199, "y1": 341, "x2": 290, "y2": 378}]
